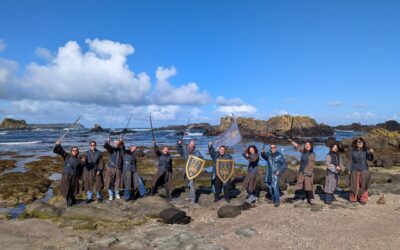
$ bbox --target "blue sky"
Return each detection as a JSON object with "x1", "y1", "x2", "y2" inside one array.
[{"x1": 0, "y1": 0, "x2": 399, "y2": 127}]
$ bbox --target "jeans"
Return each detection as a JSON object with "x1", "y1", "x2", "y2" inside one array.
[
  {"x1": 267, "y1": 174, "x2": 281, "y2": 204},
  {"x1": 124, "y1": 188, "x2": 131, "y2": 201},
  {"x1": 188, "y1": 179, "x2": 196, "y2": 202},
  {"x1": 87, "y1": 191, "x2": 102, "y2": 200},
  {"x1": 108, "y1": 188, "x2": 114, "y2": 198}
]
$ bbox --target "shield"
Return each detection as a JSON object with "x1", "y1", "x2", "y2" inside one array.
[
  {"x1": 185, "y1": 155, "x2": 206, "y2": 180},
  {"x1": 216, "y1": 159, "x2": 235, "y2": 183}
]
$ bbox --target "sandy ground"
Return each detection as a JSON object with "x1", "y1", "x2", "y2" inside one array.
[{"x1": 0, "y1": 193, "x2": 399, "y2": 250}]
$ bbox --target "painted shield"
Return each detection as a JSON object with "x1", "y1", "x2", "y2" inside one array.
[
  {"x1": 216, "y1": 159, "x2": 235, "y2": 183},
  {"x1": 185, "y1": 155, "x2": 206, "y2": 180}
]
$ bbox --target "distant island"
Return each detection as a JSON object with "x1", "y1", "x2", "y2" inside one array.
[{"x1": 0, "y1": 118, "x2": 85, "y2": 130}]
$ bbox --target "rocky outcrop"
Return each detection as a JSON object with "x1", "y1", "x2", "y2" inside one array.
[
  {"x1": 0, "y1": 118, "x2": 27, "y2": 129},
  {"x1": 208, "y1": 115, "x2": 334, "y2": 139},
  {"x1": 339, "y1": 128, "x2": 400, "y2": 168},
  {"x1": 89, "y1": 123, "x2": 105, "y2": 132},
  {"x1": 335, "y1": 120, "x2": 400, "y2": 132}
]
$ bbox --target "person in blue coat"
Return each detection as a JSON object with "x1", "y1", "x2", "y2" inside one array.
[{"x1": 261, "y1": 143, "x2": 287, "y2": 207}]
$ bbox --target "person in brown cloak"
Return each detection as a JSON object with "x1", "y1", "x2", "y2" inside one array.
[
  {"x1": 324, "y1": 143, "x2": 344, "y2": 205},
  {"x1": 150, "y1": 141, "x2": 173, "y2": 201},
  {"x1": 53, "y1": 140, "x2": 83, "y2": 207},
  {"x1": 349, "y1": 137, "x2": 374, "y2": 205},
  {"x1": 289, "y1": 139, "x2": 316, "y2": 204},
  {"x1": 104, "y1": 137, "x2": 125, "y2": 200},
  {"x1": 82, "y1": 141, "x2": 104, "y2": 203}
]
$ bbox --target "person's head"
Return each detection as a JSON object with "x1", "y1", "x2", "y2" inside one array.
[
  {"x1": 270, "y1": 143, "x2": 277, "y2": 153},
  {"x1": 304, "y1": 141, "x2": 314, "y2": 153},
  {"x1": 162, "y1": 146, "x2": 169, "y2": 155},
  {"x1": 247, "y1": 145, "x2": 258, "y2": 155},
  {"x1": 70, "y1": 146, "x2": 79, "y2": 157},
  {"x1": 80, "y1": 153, "x2": 87, "y2": 162},
  {"x1": 114, "y1": 139, "x2": 124, "y2": 148},
  {"x1": 329, "y1": 143, "x2": 339, "y2": 153},
  {"x1": 89, "y1": 141, "x2": 97, "y2": 150},
  {"x1": 130, "y1": 145, "x2": 137, "y2": 152},
  {"x1": 188, "y1": 140, "x2": 196, "y2": 151},
  {"x1": 352, "y1": 137, "x2": 367, "y2": 150},
  {"x1": 218, "y1": 145, "x2": 226, "y2": 155}
]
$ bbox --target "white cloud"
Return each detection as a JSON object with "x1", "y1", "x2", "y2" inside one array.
[
  {"x1": 355, "y1": 103, "x2": 366, "y2": 108},
  {"x1": 147, "y1": 105, "x2": 180, "y2": 121},
  {"x1": 153, "y1": 66, "x2": 211, "y2": 105},
  {"x1": 0, "y1": 39, "x2": 6, "y2": 52},
  {"x1": 0, "y1": 57, "x2": 19, "y2": 98},
  {"x1": 35, "y1": 47, "x2": 53, "y2": 61},
  {"x1": 328, "y1": 101, "x2": 343, "y2": 107},
  {"x1": 20, "y1": 39, "x2": 151, "y2": 105},
  {"x1": 346, "y1": 112, "x2": 378, "y2": 120},
  {"x1": 216, "y1": 96, "x2": 257, "y2": 115}
]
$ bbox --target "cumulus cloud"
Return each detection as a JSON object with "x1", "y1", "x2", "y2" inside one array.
[
  {"x1": 0, "y1": 39, "x2": 6, "y2": 52},
  {"x1": 216, "y1": 96, "x2": 257, "y2": 115},
  {"x1": 35, "y1": 47, "x2": 53, "y2": 61},
  {"x1": 20, "y1": 39, "x2": 151, "y2": 105},
  {"x1": 328, "y1": 101, "x2": 344, "y2": 107},
  {"x1": 0, "y1": 57, "x2": 19, "y2": 98},
  {"x1": 153, "y1": 66, "x2": 211, "y2": 105}
]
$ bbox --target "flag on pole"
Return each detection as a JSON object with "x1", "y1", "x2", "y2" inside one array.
[{"x1": 214, "y1": 117, "x2": 242, "y2": 149}]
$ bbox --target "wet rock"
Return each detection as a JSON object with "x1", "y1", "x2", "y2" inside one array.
[
  {"x1": 0, "y1": 171, "x2": 51, "y2": 206},
  {"x1": 160, "y1": 208, "x2": 191, "y2": 224},
  {"x1": 0, "y1": 159, "x2": 16, "y2": 173},
  {"x1": 235, "y1": 228, "x2": 257, "y2": 237},
  {"x1": 217, "y1": 205, "x2": 241, "y2": 218},
  {"x1": 134, "y1": 196, "x2": 175, "y2": 218},
  {"x1": 24, "y1": 156, "x2": 63, "y2": 174},
  {"x1": 25, "y1": 201, "x2": 61, "y2": 219}
]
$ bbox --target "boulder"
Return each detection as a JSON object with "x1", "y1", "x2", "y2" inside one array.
[
  {"x1": 160, "y1": 208, "x2": 191, "y2": 224},
  {"x1": 134, "y1": 196, "x2": 174, "y2": 218},
  {"x1": 217, "y1": 205, "x2": 241, "y2": 218},
  {"x1": 89, "y1": 123, "x2": 104, "y2": 132},
  {"x1": 25, "y1": 201, "x2": 61, "y2": 219}
]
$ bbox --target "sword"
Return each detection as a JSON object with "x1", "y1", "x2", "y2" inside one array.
[
  {"x1": 289, "y1": 116, "x2": 295, "y2": 139},
  {"x1": 149, "y1": 114, "x2": 155, "y2": 142},
  {"x1": 180, "y1": 117, "x2": 192, "y2": 140},
  {"x1": 58, "y1": 116, "x2": 81, "y2": 141}
]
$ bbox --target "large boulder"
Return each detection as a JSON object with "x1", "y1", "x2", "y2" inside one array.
[
  {"x1": 134, "y1": 196, "x2": 175, "y2": 218},
  {"x1": 160, "y1": 208, "x2": 191, "y2": 224},
  {"x1": 217, "y1": 205, "x2": 241, "y2": 218},
  {"x1": 0, "y1": 118, "x2": 27, "y2": 129}
]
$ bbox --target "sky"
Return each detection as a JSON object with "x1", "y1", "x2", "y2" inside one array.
[{"x1": 0, "y1": 0, "x2": 399, "y2": 128}]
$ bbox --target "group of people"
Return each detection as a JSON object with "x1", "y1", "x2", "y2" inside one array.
[{"x1": 53, "y1": 136, "x2": 374, "y2": 208}]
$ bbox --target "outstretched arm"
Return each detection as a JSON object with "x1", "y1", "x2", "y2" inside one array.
[
  {"x1": 53, "y1": 141, "x2": 68, "y2": 159},
  {"x1": 208, "y1": 142, "x2": 216, "y2": 161}
]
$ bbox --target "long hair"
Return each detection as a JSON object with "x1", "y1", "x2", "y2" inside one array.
[
  {"x1": 352, "y1": 137, "x2": 367, "y2": 150},
  {"x1": 328, "y1": 142, "x2": 339, "y2": 154},
  {"x1": 247, "y1": 145, "x2": 259, "y2": 155},
  {"x1": 304, "y1": 140, "x2": 314, "y2": 153},
  {"x1": 70, "y1": 146, "x2": 79, "y2": 155}
]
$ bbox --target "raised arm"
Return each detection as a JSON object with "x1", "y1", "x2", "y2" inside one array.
[
  {"x1": 177, "y1": 140, "x2": 185, "y2": 158},
  {"x1": 261, "y1": 150, "x2": 269, "y2": 161},
  {"x1": 53, "y1": 141, "x2": 68, "y2": 159},
  {"x1": 208, "y1": 142, "x2": 217, "y2": 161},
  {"x1": 103, "y1": 140, "x2": 114, "y2": 154},
  {"x1": 153, "y1": 143, "x2": 162, "y2": 157}
]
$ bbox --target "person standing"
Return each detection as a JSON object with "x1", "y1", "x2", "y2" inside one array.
[
  {"x1": 150, "y1": 141, "x2": 173, "y2": 201},
  {"x1": 122, "y1": 145, "x2": 140, "y2": 202},
  {"x1": 261, "y1": 143, "x2": 287, "y2": 207},
  {"x1": 82, "y1": 141, "x2": 104, "y2": 203},
  {"x1": 104, "y1": 138, "x2": 124, "y2": 200},
  {"x1": 349, "y1": 138, "x2": 374, "y2": 205},
  {"x1": 53, "y1": 140, "x2": 83, "y2": 207},
  {"x1": 177, "y1": 139, "x2": 203, "y2": 203},
  {"x1": 208, "y1": 142, "x2": 233, "y2": 202},
  {"x1": 324, "y1": 143, "x2": 344, "y2": 205},
  {"x1": 242, "y1": 145, "x2": 260, "y2": 203},
  {"x1": 289, "y1": 139, "x2": 316, "y2": 204}
]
